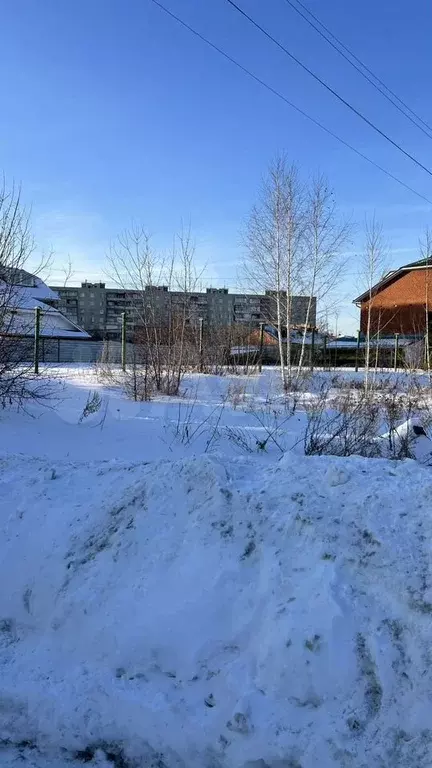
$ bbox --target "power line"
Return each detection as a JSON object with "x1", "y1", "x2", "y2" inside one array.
[
  {"x1": 290, "y1": 0, "x2": 432, "y2": 137},
  {"x1": 224, "y1": 0, "x2": 432, "y2": 180},
  {"x1": 281, "y1": 0, "x2": 432, "y2": 141},
  {"x1": 149, "y1": 0, "x2": 432, "y2": 205}
]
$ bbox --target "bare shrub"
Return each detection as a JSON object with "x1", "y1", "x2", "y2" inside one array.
[
  {"x1": 203, "y1": 324, "x2": 260, "y2": 377},
  {"x1": 78, "y1": 390, "x2": 102, "y2": 423},
  {"x1": 283, "y1": 368, "x2": 313, "y2": 395},
  {"x1": 94, "y1": 357, "x2": 117, "y2": 387},
  {"x1": 304, "y1": 382, "x2": 381, "y2": 457},
  {"x1": 226, "y1": 380, "x2": 248, "y2": 409},
  {"x1": 304, "y1": 374, "x2": 432, "y2": 460},
  {"x1": 123, "y1": 347, "x2": 153, "y2": 402},
  {"x1": 167, "y1": 391, "x2": 227, "y2": 453},
  {"x1": 346, "y1": 377, "x2": 393, "y2": 392},
  {"x1": 245, "y1": 397, "x2": 298, "y2": 453},
  {"x1": 380, "y1": 377, "x2": 432, "y2": 459},
  {"x1": 0, "y1": 362, "x2": 55, "y2": 410},
  {"x1": 225, "y1": 426, "x2": 256, "y2": 453}
]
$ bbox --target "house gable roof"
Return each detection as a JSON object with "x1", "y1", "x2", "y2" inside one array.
[
  {"x1": 353, "y1": 258, "x2": 432, "y2": 304},
  {"x1": 0, "y1": 272, "x2": 90, "y2": 339}
]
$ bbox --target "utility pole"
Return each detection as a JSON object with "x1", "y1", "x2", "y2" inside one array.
[
  {"x1": 34, "y1": 306, "x2": 41, "y2": 375},
  {"x1": 121, "y1": 312, "x2": 126, "y2": 372},
  {"x1": 258, "y1": 322, "x2": 265, "y2": 373},
  {"x1": 199, "y1": 317, "x2": 204, "y2": 373}
]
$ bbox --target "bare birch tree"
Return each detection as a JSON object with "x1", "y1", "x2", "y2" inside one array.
[
  {"x1": 297, "y1": 175, "x2": 351, "y2": 375},
  {"x1": 358, "y1": 215, "x2": 388, "y2": 391},
  {"x1": 243, "y1": 156, "x2": 305, "y2": 386}
]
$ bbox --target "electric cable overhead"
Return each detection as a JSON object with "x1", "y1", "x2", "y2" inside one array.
[
  {"x1": 286, "y1": 0, "x2": 432, "y2": 137},
  {"x1": 281, "y1": 0, "x2": 432, "y2": 140},
  {"x1": 149, "y1": 0, "x2": 432, "y2": 205},
  {"x1": 225, "y1": 0, "x2": 432, "y2": 179}
]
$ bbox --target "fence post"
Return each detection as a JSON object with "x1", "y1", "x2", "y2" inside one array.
[
  {"x1": 394, "y1": 333, "x2": 399, "y2": 372},
  {"x1": 310, "y1": 326, "x2": 316, "y2": 371},
  {"x1": 34, "y1": 306, "x2": 41, "y2": 375},
  {"x1": 258, "y1": 322, "x2": 264, "y2": 373},
  {"x1": 121, "y1": 312, "x2": 126, "y2": 371},
  {"x1": 199, "y1": 317, "x2": 204, "y2": 372},
  {"x1": 355, "y1": 329, "x2": 361, "y2": 372}
]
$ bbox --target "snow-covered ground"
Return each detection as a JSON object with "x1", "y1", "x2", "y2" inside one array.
[
  {"x1": 1, "y1": 366, "x2": 432, "y2": 767},
  {"x1": 0, "y1": 366, "x2": 307, "y2": 463}
]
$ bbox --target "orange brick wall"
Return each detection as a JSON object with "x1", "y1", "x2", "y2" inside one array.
[
  {"x1": 249, "y1": 329, "x2": 278, "y2": 346},
  {"x1": 360, "y1": 268, "x2": 432, "y2": 335}
]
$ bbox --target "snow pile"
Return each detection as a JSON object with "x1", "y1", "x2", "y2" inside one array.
[{"x1": 1, "y1": 451, "x2": 432, "y2": 766}]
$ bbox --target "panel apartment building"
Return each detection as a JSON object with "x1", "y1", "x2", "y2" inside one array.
[{"x1": 51, "y1": 282, "x2": 316, "y2": 340}]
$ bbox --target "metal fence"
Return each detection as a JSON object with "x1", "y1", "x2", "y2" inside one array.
[{"x1": 6, "y1": 338, "x2": 132, "y2": 364}]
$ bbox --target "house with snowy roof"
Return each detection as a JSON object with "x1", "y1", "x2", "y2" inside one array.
[{"x1": 0, "y1": 268, "x2": 90, "y2": 340}]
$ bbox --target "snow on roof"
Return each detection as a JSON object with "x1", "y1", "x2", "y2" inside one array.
[
  {"x1": 327, "y1": 337, "x2": 412, "y2": 349},
  {"x1": 39, "y1": 327, "x2": 90, "y2": 339},
  {"x1": 0, "y1": 272, "x2": 90, "y2": 339},
  {"x1": 6, "y1": 308, "x2": 90, "y2": 339},
  {"x1": 0, "y1": 276, "x2": 59, "y2": 310}
]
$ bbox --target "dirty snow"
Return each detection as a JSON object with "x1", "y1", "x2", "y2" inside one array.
[{"x1": 1, "y1": 366, "x2": 432, "y2": 767}]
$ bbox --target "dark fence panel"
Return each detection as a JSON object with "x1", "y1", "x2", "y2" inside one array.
[{"x1": 1, "y1": 338, "x2": 133, "y2": 364}]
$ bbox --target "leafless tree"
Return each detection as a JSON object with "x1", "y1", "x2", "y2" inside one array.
[
  {"x1": 106, "y1": 222, "x2": 202, "y2": 396},
  {"x1": 0, "y1": 180, "x2": 53, "y2": 406},
  {"x1": 281, "y1": 165, "x2": 306, "y2": 376},
  {"x1": 170, "y1": 223, "x2": 206, "y2": 391},
  {"x1": 243, "y1": 156, "x2": 306, "y2": 386},
  {"x1": 297, "y1": 175, "x2": 351, "y2": 375},
  {"x1": 358, "y1": 215, "x2": 388, "y2": 391},
  {"x1": 61, "y1": 255, "x2": 75, "y2": 287}
]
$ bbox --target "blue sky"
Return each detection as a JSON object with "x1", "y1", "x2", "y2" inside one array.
[{"x1": 1, "y1": 0, "x2": 431, "y2": 332}]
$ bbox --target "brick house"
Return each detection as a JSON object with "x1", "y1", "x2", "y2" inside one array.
[{"x1": 353, "y1": 258, "x2": 432, "y2": 337}]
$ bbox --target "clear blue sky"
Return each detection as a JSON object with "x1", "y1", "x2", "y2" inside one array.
[{"x1": 1, "y1": 0, "x2": 431, "y2": 332}]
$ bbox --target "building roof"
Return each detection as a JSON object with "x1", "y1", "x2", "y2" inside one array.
[
  {"x1": 353, "y1": 257, "x2": 432, "y2": 304},
  {"x1": 8, "y1": 307, "x2": 90, "y2": 339},
  {"x1": 0, "y1": 275, "x2": 58, "y2": 309},
  {"x1": 0, "y1": 272, "x2": 90, "y2": 339}
]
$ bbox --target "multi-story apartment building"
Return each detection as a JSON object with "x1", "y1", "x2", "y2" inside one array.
[{"x1": 51, "y1": 282, "x2": 316, "y2": 340}]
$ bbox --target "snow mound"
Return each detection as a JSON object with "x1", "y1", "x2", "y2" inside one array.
[{"x1": 1, "y1": 452, "x2": 432, "y2": 766}]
